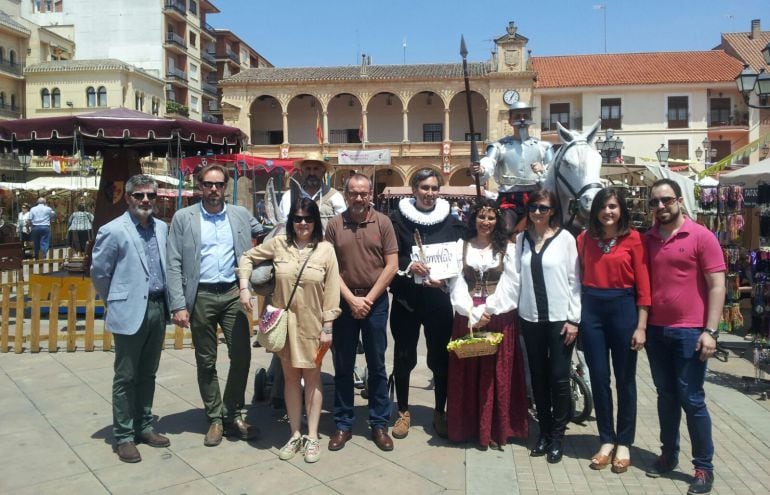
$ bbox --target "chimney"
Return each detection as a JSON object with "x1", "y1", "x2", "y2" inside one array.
[{"x1": 750, "y1": 19, "x2": 760, "y2": 40}]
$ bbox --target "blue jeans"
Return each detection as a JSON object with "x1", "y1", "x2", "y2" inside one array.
[
  {"x1": 646, "y1": 325, "x2": 714, "y2": 471},
  {"x1": 581, "y1": 287, "x2": 638, "y2": 445},
  {"x1": 332, "y1": 293, "x2": 390, "y2": 430},
  {"x1": 30, "y1": 225, "x2": 51, "y2": 259}
]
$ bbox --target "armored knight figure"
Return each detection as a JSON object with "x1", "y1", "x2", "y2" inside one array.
[{"x1": 472, "y1": 101, "x2": 554, "y2": 233}]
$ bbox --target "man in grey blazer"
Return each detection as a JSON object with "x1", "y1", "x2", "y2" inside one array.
[
  {"x1": 167, "y1": 163, "x2": 263, "y2": 447},
  {"x1": 91, "y1": 174, "x2": 171, "y2": 463}
]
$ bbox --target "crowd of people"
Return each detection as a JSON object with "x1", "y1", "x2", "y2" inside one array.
[{"x1": 89, "y1": 151, "x2": 725, "y2": 495}]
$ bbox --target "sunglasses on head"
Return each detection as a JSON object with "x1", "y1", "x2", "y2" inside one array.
[
  {"x1": 292, "y1": 215, "x2": 315, "y2": 224},
  {"x1": 201, "y1": 181, "x2": 226, "y2": 189},
  {"x1": 648, "y1": 196, "x2": 677, "y2": 208},
  {"x1": 130, "y1": 192, "x2": 157, "y2": 200},
  {"x1": 527, "y1": 204, "x2": 553, "y2": 213}
]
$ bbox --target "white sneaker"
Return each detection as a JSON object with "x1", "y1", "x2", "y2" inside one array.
[
  {"x1": 278, "y1": 435, "x2": 304, "y2": 461},
  {"x1": 303, "y1": 435, "x2": 321, "y2": 463}
]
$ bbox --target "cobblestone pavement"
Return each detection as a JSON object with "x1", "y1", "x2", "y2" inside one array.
[{"x1": 0, "y1": 331, "x2": 769, "y2": 494}]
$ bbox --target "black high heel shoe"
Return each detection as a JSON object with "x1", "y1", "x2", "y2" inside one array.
[{"x1": 530, "y1": 436, "x2": 550, "y2": 457}]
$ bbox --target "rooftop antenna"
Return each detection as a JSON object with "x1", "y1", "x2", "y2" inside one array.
[
  {"x1": 402, "y1": 36, "x2": 407, "y2": 64},
  {"x1": 593, "y1": 4, "x2": 607, "y2": 53}
]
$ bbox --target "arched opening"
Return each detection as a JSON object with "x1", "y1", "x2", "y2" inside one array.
[
  {"x1": 51, "y1": 88, "x2": 61, "y2": 108},
  {"x1": 41, "y1": 88, "x2": 50, "y2": 108},
  {"x1": 406, "y1": 165, "x2": 443, "y2": 185},
  {"x1": 249, "y1": 94, "x2": 284, "y2": 145},
  {"x1": 448, "y1": 166, "x2": 476, "y2": 186},
  {"x1": 407, "y1": 91, "x2": 445, "y2": 142},
  {"x1": 9, "y1": 50, "x2": 16, "y2": 66},
  {"x1": 448, "y1": 91, "x2": 488, "y2": 141},
  {"x1": 286, "y1": 94, "x2": 323, "y2": 145},
  {"x1": 327, "y1": 93, "x2": 362, "y2": 144},
  {"x1": 97, "y1": 86, "x2": 107, "y2": 107},
  {"x1": 86, "y1": 86, "x2": 96, "y2": 107},
  {"x1": 366, "y1": 92, "x2": 403, "y2": 143}
]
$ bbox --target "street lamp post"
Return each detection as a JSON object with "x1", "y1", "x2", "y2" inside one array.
[
  {"x1": 702, "y1": 137, "x2": 711, "y2": 165},
  {"x1": 595, "y1": 128, "x2": 624, "y2": 163},
  {"x1": 656, "y1": 143, "x2": 670, "y2": 168},
  {"x1": 734, "y1": 42, "x2": 770, "y2": 109}
]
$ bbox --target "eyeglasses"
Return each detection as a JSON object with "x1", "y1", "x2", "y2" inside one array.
[
  {"x1": 527, "y1": 204, "x2": 553, "y2": 213},
  {"x1": 130, "y1": 192, "x2": 157, "y2": 200},
  {"x1": 292, "y1": 215, "x2": 315, "y2": 224},
  {"x1": 648, "y1": 196, "x2": 677, "y2": 208},
  {"x1": 201, "y1": 181, "x2": 226, "y2": 189},
  {"x1": 346, "y1": 191, "x2": 370, "y2": 199}
]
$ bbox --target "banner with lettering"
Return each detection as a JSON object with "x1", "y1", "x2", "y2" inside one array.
[{"x1": 338, "y1": 149, "x2": 391, "y2": 165}]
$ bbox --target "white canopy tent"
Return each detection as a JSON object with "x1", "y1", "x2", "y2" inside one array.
[{"x1": 719, "y1": 158, "x2": 770, "y2": 188}]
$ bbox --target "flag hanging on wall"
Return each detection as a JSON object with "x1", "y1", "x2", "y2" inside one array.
[{"x1": 315, "y1": 112, "x2": 323, "y2": 145}]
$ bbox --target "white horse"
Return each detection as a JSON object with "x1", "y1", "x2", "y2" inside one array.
[{"x1": 545, "y1": 120, "x2": 603, "y2": 230}]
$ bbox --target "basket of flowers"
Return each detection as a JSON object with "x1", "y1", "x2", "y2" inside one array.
[{"x1": 447, "y1": 329, "x2": 504, "y2": 359}]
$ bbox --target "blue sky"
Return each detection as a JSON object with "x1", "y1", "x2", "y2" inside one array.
[{"x1": 213, "y1": 0, "x2": 767, "y2": 67}]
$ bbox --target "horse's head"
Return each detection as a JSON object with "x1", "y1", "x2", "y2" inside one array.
[{"x1": 548, "y1": 120, "x2": 603, "y2": 228}]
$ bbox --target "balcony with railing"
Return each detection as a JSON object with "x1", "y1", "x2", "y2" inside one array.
[
  {"x1": 202, "y1": 21, "x2": 216, "y2": 38},
  {"x1": 0, "y1": 104, "x2": 20, "y2": 119},
  {"x1": 165, "y1": 32, "x2": 187, "y2": 51},
  {"x1": 164, "y1": 0, "x2": 187, "y2": 17},
  {"x1": 202, "y1": 82, "x2": 218, "y2": 97},
  {"x1": 707, "y1": 109, "x2": 749, "y2": 128},
  {"x1": 541, "y1": 116, "x2": 583, "y2": 132},
  {"x1": 166, "y1": 67, "x2": 188, "y2": 83},
  {"x1": 225, "y1": 50, "x2": 240, "y2": 65},
  {"x1": 0, "y1": 59, "x2": 22, "y2": 77},
  {"x1": 202, "y1": 113, "x2": 220, "y2": 124},
  {"x1": 201, "y1": 50, "x2": 216, "y2": 67}
]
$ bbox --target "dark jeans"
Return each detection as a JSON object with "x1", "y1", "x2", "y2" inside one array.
[
  {"x1": 390, "y1": 288, "x2": 453, "y2": 413},
  {"x1": 112, "y1": 298, "x2": 166, "y2": 444},
  {"x1": 646, "y1": 325, "x2": 714, "y2": 471},
  {"x1": 30, "y1": 225, "x2": 50, "y2": 259},
  {"x1": 581, "y1": 287, "x2": 638, "y2": 445},
  {"x1": 520, "y1": 318, "x2": 575, "y2": 440},
  {"x1": 190, "y1": 286, "x2": 251, "y2": 424},
  {"x1": 332, "y1": 294, "x2": 390, "y2": 430}
]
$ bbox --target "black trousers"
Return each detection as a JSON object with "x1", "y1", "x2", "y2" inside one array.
[
  {"x1": 390, "y1": 288, "x2": 453, "y2": 413},
  {"x1": 520, "y1": 318, "x2": 575, "y2": 440}
]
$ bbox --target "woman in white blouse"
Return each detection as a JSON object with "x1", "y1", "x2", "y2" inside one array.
[
  {"x1": 447, "y1": 198, "x2": 528, "y2": 450},
  {"x1": 513, "y1": 189, "x2": 581, "y2": 464}
]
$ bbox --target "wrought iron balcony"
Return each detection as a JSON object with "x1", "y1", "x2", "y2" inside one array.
[{"x1": 164, "y1": 0, "x2": 186, "y2": 17}]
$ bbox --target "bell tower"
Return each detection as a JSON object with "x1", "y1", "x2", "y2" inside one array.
[{"x1": 494, "y1": 21, "x2": 529, "y2": 73}]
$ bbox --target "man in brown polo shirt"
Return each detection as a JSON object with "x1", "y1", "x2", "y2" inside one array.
[{"x1": 325, "y1": 173, "x2": 399, "y2": 452}]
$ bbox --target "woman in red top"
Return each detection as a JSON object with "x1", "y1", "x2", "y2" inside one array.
[{"x1": 577, "y1": 187, "x2": 650, "y2": 474}]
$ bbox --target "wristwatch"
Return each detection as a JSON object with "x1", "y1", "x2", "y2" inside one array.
[
  {"x1": 321, "y1": 327, "x2": 333, "y2": 335},
  {"x1": 702, "y1": 327, "x2": 719, "y2": 339}
]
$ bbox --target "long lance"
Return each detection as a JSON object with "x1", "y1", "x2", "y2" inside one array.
[{"x1": 460, "y1": 35, "x2": 481, "y2": 199}]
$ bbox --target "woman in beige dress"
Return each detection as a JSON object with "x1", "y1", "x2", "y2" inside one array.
[{"x1": 239, "y1": 197, "x2": 341, "y2": 463}]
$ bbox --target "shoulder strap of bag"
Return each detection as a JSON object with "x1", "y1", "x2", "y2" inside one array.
[{"x1": 286, "y1": 246, "x2": 316, "y2": 309}]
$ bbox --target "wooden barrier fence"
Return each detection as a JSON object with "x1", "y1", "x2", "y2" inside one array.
[{"x1": 0, "y1": 280, "x2": 261, "y2": 354}]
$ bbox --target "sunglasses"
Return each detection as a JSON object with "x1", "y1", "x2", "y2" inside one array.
[
  {"x1": 201, "y1": 181, "x2": 226, "y2": 189},
  {"x1": 528, "y1": 204, "x2": 553, "y2": 213},
  {"x1": 292, "y1": 215, "x2": 315, "y2": 224},
  {"x1": 648, "y1": 196, "x2": 677, "y2": 208},
  {"x1": 130, "y1": 192, "x2": 157, "y2": 200}
]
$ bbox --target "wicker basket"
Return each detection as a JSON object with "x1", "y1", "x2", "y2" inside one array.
[{"x1": 451, "y1": 340, "x2": 499, "y2": 359}]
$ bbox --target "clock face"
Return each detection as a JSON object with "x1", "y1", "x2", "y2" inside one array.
[{"x1": 503, "y1": 89, "x2": 520, "y2": 105}]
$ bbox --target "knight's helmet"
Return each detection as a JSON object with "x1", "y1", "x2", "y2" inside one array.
[{"x1": 508, "y1": 100, "x2": 536, "y2": 140}]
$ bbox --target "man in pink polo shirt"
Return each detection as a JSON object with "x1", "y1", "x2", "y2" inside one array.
[{"x1": 644, "y1": 178, "x2": 725, "y2": 495}]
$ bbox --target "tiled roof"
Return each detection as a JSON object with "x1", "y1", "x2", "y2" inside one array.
[
  {"x1": 532, "y1": 51, "x2": 744, "y2": 89},
  {"x1": 718, "y1": 31, "x2": 770, "y2": 71},
  {"x1": 223, "y1": 62, "x2": 491, "y2": 84},
  {"x1": 25, "y1": 59, "x2": 146, "y2": 73}
]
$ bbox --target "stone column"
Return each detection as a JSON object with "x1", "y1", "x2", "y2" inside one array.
[
  {"x1": 323, "y1": 111, "x2": 329, "y2": 144},
  {"x1": 362, "y1": 110, "x2": 368, "y2": 143},
  {"x1": 402, "y1": 109, "x2": 409, "y2": 143},
  {"x1": 444, "y1": 108, "x2": 451, "y2": 141},
  {"x1": 282, "y1": 111, "x2": 289, "y2": 144}
]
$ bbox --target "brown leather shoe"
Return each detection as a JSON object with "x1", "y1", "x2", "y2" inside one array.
[
  {"x1": 204, "y1": 423, "x2": 224, "y2": 447},
  {"x1": 328, "y1": 429, "x2": 352, "y2": 451},
  {"x1": 224, "y1": 417, "x2": 260, "y2": 441},
  {"x1": 371, "y1": 426, "x2": 394, "y2": 452},
  {"x1": 137, "y1": 431, "x2": 170, "y2": 448},
  {"x1": 116, "y1": 441, "x2": 141, "y2": 463},
  {"x1": 611, "y1": 455, "x2": 631, "y2": 474}
]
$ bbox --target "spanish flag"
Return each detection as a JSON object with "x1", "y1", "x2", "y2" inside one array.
[{"x1": 315, "y1": 112, "x2": 323, "y2": 145}]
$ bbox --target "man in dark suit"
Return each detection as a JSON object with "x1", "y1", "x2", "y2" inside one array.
[
  {"x1": 91, "y1": 174, "x2": 170, "y2": 463},
  {"x1": 167, "y1": 163, "x2": 263, "y2": 447}
]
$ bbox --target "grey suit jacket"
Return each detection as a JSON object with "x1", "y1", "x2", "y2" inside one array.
[
  {"x1": 166, "y1": 203, "x2": 262, "y2": 312},
  {"x1": 90, "y1": 211, "x2": 169, "y2": 335}
]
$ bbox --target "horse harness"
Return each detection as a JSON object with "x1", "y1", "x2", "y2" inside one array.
[{"x1": 551, "y1": 138, "x2": 603, "y2": 228}]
